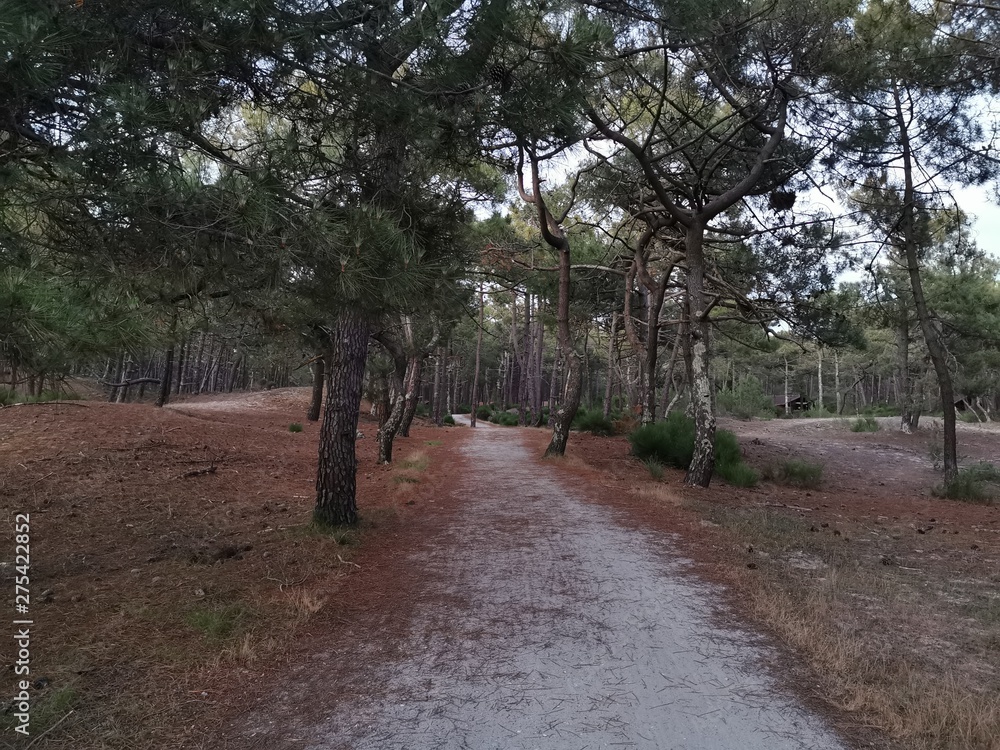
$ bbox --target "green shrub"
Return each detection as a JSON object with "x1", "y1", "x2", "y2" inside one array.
[
  {"x1": 490, "y1": 411, "x2": 519, "y2": 426},
  {"x1": 186, "y1": 603, "x2": 251, "y2": 640},
  {"x1": 717, "y1": 375, "x2": 773, "y2": 420},
  {"x1": 628, "y1": 412, "x2": 695, "y2": 469},
  {"x1": 932, "y1": 463, "x2": 1000, "y2": 504},
  {"x1": 288, "y1": 422, "x2": 304, "y2": 433},
  {"x1": 442, "y1": 414, "x2": 456, "y2": 425},
  {"x1": 765, "y1": 459, "x2": 823, "y2": 488},
  {"x1": 850, "y1": 416, "x2": 879, "y2": 432},
  {"x1": 414, "y1": 402, "x2": 430, "y2": 417},
  {"x1": 455, "y1": 404, "x2": 472, "y2": 414},
  {"x1": 715, "y1": 461, "x2": 760, "y2": 487},
  {"x1": 572, "y1": 408, "x2": 614, "y2": 436},
  {"x1": 643, "y1": 457, "x2": 664, "y2": 480},
  {"x1": 629, "y1": 413, "x2": 756, "y2": 486},
  {"x1": 476, "y1": 405, "x2": 492, "y2": 420}
]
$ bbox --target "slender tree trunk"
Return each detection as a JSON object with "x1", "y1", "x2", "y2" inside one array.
[
  {"x1": 400, "y1": 356, "x2": 422, "y2": 437},
  {"x1": 314, "y1": 313, "x2": 369, "y2": 527},
  {"x1": 307, "y1": 353, "x2": 325, "y2": 422},
  {"x1": 376, "y1": 338, "x2": 408, "y2": 464},
  {"x1": 896, "y1": 315, "x2": 918, "y2": 432},
  {"x1": 684, "y1": 224, "x2": 716, "y2": 487},
  {"x1": 156, "y1": 346, "x2": 174, "y2": 408},
  {"x1": 895, "y1": 84, "x2": 955, "y2": 477},
  {"x1": 533, "y1": 309, "x2": 545, "y2": 427},
  {"x1": 471, "y1": 283, "x2": 484, "y2": 428},
  {"x1": 835, "y1": 349, "x2": 843, "y2": 415},
  {"x1": 545, "y1": 246, "x2": 581, "y2": 456},
  {"x1": 603, "y1": 312, "x2": 617, "y2": 419},
  {"x1": 784, "y1": 356, "x2": 790, "y2": 415},
  {"x1": 659, "y1": 331, "x2": 680, "y2": 419},
  {"x1": 518, "y1": 293, "x2": 532, "y2": 424},
  {"x1": 431, "y1": 346, "x2": 444, "y2": 426},
  {"x1": 817, "y1": 346, "x2": 824, "y2": 414}
]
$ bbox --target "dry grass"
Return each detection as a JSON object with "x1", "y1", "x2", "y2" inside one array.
[{"x1": 694, "y1": 501, "x2": 1000, "y2": 750}]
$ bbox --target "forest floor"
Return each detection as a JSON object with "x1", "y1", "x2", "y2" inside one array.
[{"x1": 0, "y1": 390, "x2": 997, "y2": 749}]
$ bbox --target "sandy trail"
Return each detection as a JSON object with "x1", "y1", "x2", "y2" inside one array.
[{"x1": 250, "y1": 425, "x2": 848, "y2": 750}]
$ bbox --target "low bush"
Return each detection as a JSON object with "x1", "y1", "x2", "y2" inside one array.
[
  {"x1": 643, "y1": 457, "x2": 664, "y2": 480},
  {"x1": 455, "y1": 404, "x2": 472, "y2": 414},
  {"x1": 476, "y1": 405, "x2": 492, "y2": 420},
  {"x1": 850, "y1": 416, "x2": 880, "y2": 433},
  {"x1": 934, "y1": 462, "x2": 1000, "y2": 504},
  {"x1": 442, "y1": 414, "x2": 456, "y2": 425},
  {"x1": 572, "y1": 408, "x2": 614, "y2": 436},
  {"x1": 491, "y1": 411, "x2": 519, "y2": 427},
  {"x1": 763, "y1": 459, "x2": 823, "y2": 488},
  {"x1": 288, "y1": 422, "x2": 304, "y2": 433},
  {"x1": 414, "y1": 402, "x2": 430, "y2": 417},
  {"x1": 629, "y1": 413, "x2": 756, "y2": 486},
  {"x1": 715, "y1": 460, "x2": 760, "y2": 487},
  {"x1": 628, "y1": 412, "x2": 696, "y2": 469}
]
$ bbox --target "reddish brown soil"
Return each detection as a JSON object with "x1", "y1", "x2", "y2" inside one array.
[
  {"x1": 0, "y1": 389, "x2": 471, "y2": 749},
  {"x1": 2, "y1": 394, "x2": 997, "y2": 749}
]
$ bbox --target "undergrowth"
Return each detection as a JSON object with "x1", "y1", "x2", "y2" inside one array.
[{"x1": 629, "y1": 413, "x2": 757, "y2": 486}]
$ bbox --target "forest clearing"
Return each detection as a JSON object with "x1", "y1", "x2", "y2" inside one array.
[{"x1": 1, "y1": 388, "x2": 998, "y2": 749}]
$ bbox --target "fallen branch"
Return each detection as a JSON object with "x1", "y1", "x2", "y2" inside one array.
[
  {"x1": 177, "y1": 466, "x2": 217, "y2": 479},
  {"x1": 25, "y1": 710, "x2": 74, "y2": 749},
  {"x1": 760, "y1": 502, "x2": 813, "y2": 512},
  {"x1": 99, "y1": 377, "x2": 161, "y2": 388}
]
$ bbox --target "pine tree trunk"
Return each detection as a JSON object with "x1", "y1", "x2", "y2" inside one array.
[
  {"x1": 603, "y1": 312, "x2": 617, "y2": 419},
  {"x1": 314, "y1": 313, "x2": 369, "y2": 527},
  {"x1": 156, "y1": 346, "x2": 174, "y2": 408},
  {"x1": 895, "y1": 84, "x2": 955, "y2": 477},
  {"x1": 684, "y1": 225, "x2": 716, "y2": 487},
  {"x1": 400, "y1": 356, "x2": 421, "y2": 437},
  {"x1": 471, "y1": 283, "x2": 484, "y2": 428},
  {"x1": 431, "y1": 347, "x2": 443, "y2": 426},
  {"x1": 375, "y1": 334, "x2": 409, "y2": 464},
  {"x1": 817, "y1": 347, "x2": 823, "y2": 413},
  {"x1": 307, "y1": 353, "x2": 325, "y2": 422},
  {"x1": 545, "y1": 245, "x2": 581, "y2": 456},
  {"x1": 897, "y1": 313, "x2": 918, "y2": 432}
]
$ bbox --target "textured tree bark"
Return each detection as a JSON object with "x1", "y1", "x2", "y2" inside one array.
[
  {"x1": 896, "y1": 316, "x2": 919, "y2": 432},
  {"x1": 684, "y1": 225, "x2": 716, "y2": 487},
  {"x1": 894, "y1": 85, "x2": 955, "y2": 478},
  {"x1": 399, "y1": 356, "x2": 422, "y2": 437},
  {"x1": 545, "y1": 243, "x2": 582, "y2": 456},
  {"x1": 603, "y1": 312, "x2": 617, "y2": 419},
  {"x1": 156, "y1": 346, "x2": 174, "y2": 408},
  {"x1": 431, "y1": 346, "x2": 443, "y2": 426},
  {"x1": 375, "y1": 332, "x2": 409, "y2": 464},
  {"x1": 471, "y1": 283, "x2": 484, "y2": 428},
  {"x1": 518, "y1": 293, "x2": 532, "y2": 425},
  {"x1": 532, "y1": 310, "x2": 545, "y2": 426},
  {"x1": 307, "y1": 353, "x2": 325, "y2": 422},
  {"x1": 314, "y1": 313, "x2": 370, "y2": 527}
]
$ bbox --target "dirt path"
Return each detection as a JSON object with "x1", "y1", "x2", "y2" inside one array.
[{"x1": 240, "y1": 425, "x2": 848, "y2": 750}]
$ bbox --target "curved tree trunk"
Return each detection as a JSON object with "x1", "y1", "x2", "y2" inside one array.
[
  {"x1": 471, "y1": 283, "x2": 484, "y2": 428},
  {"x1": 307, "y1": 353, "x2": 325, "y2": 422},
  {"x1": 314, "y1": 313, "x2": 370, "y2": 527},
  {"x1": 155, "y1": 347, "x2": 174, "y2": 408},
  {"x1": 375, "y1": 332, "x2": 409, "y2": 464},
  {"x1": 684, "y1": 224, "x2": 716, "y2": 487},
  {"x1": 399, "y1": 355, "x2": 422, "y2": 437},
  {"x1": 895, "y1": 84, "x2": 956, "y2": 480}
]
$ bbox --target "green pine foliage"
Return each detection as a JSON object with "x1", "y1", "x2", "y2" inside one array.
[{"x1": 628, "y1": 413, "x2": 757, "y2": 487}]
